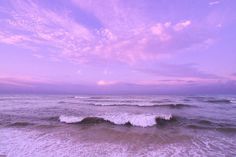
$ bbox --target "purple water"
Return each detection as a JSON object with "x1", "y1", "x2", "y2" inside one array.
[{"x1": 0, "y1": 95, "x2": 236, "y2": 156}]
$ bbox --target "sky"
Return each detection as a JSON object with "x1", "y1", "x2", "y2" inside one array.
[{"x1": 0, "y1": 0, "x2": 236, "y2": 94}]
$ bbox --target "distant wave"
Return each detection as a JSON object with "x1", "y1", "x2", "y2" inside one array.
[
  {"x1": 182, "y1": 118, "x2": 236, "y2": 133},
  {"x1": 5, "y1": 121, "x2": 59, "y2": 129},
  {"x1": 67, "y1": 96, "x2": 91, "y2": 99},
  {"x1": 187, "y1": 96, "x2": 232, "y2": 104},
  {"x1": 205, "y1": 99, "x2": 232, "y2": 104},
  {"x1": 182, "y1": 99, "x2": 191, "y2": 102},
  {"x1": 58, "y1": 101, "x2": 67, "y2": 104},
  {"x1": 59, "y1": 114, "x2": 174, "y2": 127},
  {"x1": 72, "y1": 96, "x2": 112, "y2": 99},
  {"x1": 0, "y1": 98, "x2": 13, "y2": 101},
  {"x1": 155, "y1": 104, "x2": 193, "y2": 109},
  {"x1": 41, "y1": 116, "x2": 60, "y2": 121},
  {"x1": 83, "y1": 100, "x2": 142, "y2": 103},
  {"x1": 187, "y1": 124, "x2": 236, "y2": 133},
  {"x1": 150, "y1": 99, "x2": 173, "y2": 103},
  {"x1": 73, "y1": 96, "x2": 91, "y2": 99},
  {"x1": 86, "y1": 103, "x2": 193, "y2": 109}
]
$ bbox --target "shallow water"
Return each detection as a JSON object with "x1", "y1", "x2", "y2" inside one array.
[{"x1": 0, "y1": 94, "x2": 236, "y2": 157}]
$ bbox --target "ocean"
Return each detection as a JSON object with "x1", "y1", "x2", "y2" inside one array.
[{"x1": 0, "y1": 94, "x2": 235, "y2": 157}]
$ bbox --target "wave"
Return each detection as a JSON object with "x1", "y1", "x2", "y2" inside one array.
[
  {"x1": 7, "y1": 122, "x2": 35, "y2": 127},
  {"x1": 74, "y1": 96, "x2": 91, "y2": 99},
  {"x1": 86, "y1": 103, "x2": 193, "y2": 109},
  {"x1": 187, "y1": 124, "x2": 236, "y2": 133},
  {"x1": 187, "y1": 96, "x2": 232, "y2": 104},
  {"x1": 150, "y1": 99, "x2": 173, "y2": 103},
  {"x1": 41, "y1": 116, "x2": 60, "y2": 121},
  {"x1": 3, "y1": 114, "x2": 235, "y2": 131},
  {"x1": 183, "y1": 118, "x2": 236, "y2": 133},
  {"x1": 205, "y1": 99, "x2": 232, "y2": 104},
  {"x1": 59, "y1": 114, "x2": 174, "y2": 127},
  {"x1": 83, "y1": 100, "x2": 142, "y2": 103},
  {"x1": 155, "y1": 104, "x2": 193, "y2": 109},
  {"x1": 58, "y1": 101, "x2": 67, "y2": 104},
  {"x1": 0, "y1": 98, "x2": 8, "y2": 101},
  {"x1": 5, "y1": 121, "x2": 59, "y2": 129},
  {"x1": 80, "y1": 96, "x2": 112, "y2": 99},
  {"x1": 67, "y1": 96, "x2": 90, "y2": 99}
]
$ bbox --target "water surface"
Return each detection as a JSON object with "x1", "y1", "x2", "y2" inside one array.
[{"x1": 0, "y1": 95, "x2": 236, "y2": 157}]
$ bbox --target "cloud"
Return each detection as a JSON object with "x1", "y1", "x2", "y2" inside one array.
[
  {"x1": 76, "y1": 70, "x2": 81, "y2": 74},
  {"x1": 0, "y1": 31, "x2": 29, "y2": 45},
  {"x1": 173, "y1": 20, "x2": 191, "y2": 31},
  {"x1": 231, "y1": 73, "x2": 236, "y2": 80},
  {"x1": 1, "y1": 77, "x2": 236, "y2": 94},
  {"x1": 0, "y1": 0, "x2": 215, "y2": 65},
  {"x1": 97, "y1": 80, "x2": 117, "y2": 86},
  {"x1": 150, "y1": 23, "x2": 171, "y2": 41},
  {"x1": 209, "y1": 1, "x2": 220, "y2": 6},
  {"x1": 150, "y1": 20, "x2": 191, "y2": 41},
  {"x1": 137, "y1": 63, "x2": 219, "y2": 79},
  {"x1": 32, "y1": 54, "x2": 44, "y2": 59},
  {"x1": 0, "y1": 75, "x2": 51, "y2": 87}
]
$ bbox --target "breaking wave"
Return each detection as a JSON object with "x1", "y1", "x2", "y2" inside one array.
[{"x1": 59, "y1": 114, "x2": 174, "y2": 127}]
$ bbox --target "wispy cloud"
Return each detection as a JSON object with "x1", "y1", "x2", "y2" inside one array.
[
  {"x1": 0, "y1": 0, "x2": 216, "y2": 64},
  {"x1": 173, "y1": 20, "x2": 191, "y2": 31},
  {"x1": 32, "y1": 54, "x2": 44, "y2": 59},
  {"x1": 209, "y1": 1, "x2": 220, "y2": 6},
  {"x1": 97, "y1": 80, "x2": 117, "y2": 86},
  {"x1": 0, "y1": 31, "x2": 29, "y2": 45},
  {"x1": 0, "y1": 75, "x2": 52, "y2": 87},
  {"x1": 150, "y1": 23, "x2": 172, "y2": 41},
  {"x1": 137, "y1": 63, "x2": 219, "y2": 79}
]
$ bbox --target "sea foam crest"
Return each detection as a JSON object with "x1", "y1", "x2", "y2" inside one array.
[
  {"x1": 59, "y1": 113, "x2": 172, "y2": 127},
  {"x1": 59, "y1": 115, "x2": 84, "y2": 123}
]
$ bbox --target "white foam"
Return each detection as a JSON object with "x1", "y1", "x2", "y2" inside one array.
[
  {"x1": 59, "y1": 113, "x2": 172, "y2": 127},
  {"x1": 102, "y1": 113, "x2": 172, "y2": 127},
  {"x1": 73, "y1": 96, "x2": 89, "y2": 99},
  {"x1": 90, "y1": 102, "x2": 153, "y2": 107},
  {"x1": 1, "y1": 127, "x2": 233, "y2": 157},
  {"x1": 59, "y1": 115, "x2": 84, "y2": 123},
  {"x1": 0, "y1": 128, "x2": 130, "y2": 157}
]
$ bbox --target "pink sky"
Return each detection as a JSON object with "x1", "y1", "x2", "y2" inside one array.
[{"x1": 0, "y1": 0, "x2": 236, "y2": 94}]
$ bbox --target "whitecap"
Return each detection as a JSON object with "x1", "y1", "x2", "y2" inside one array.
[{"x1": 59, "y1": 113, "x2": 173, "y2": 127}]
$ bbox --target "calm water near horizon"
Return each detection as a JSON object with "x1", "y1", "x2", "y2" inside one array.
[{"x1": 0, "y1": 94, "x2": 236, "y2": 157}]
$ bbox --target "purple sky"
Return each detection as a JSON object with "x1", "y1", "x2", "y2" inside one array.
[{"x1": 0, "y1": 0, "x2": 236, "y2": 94}]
